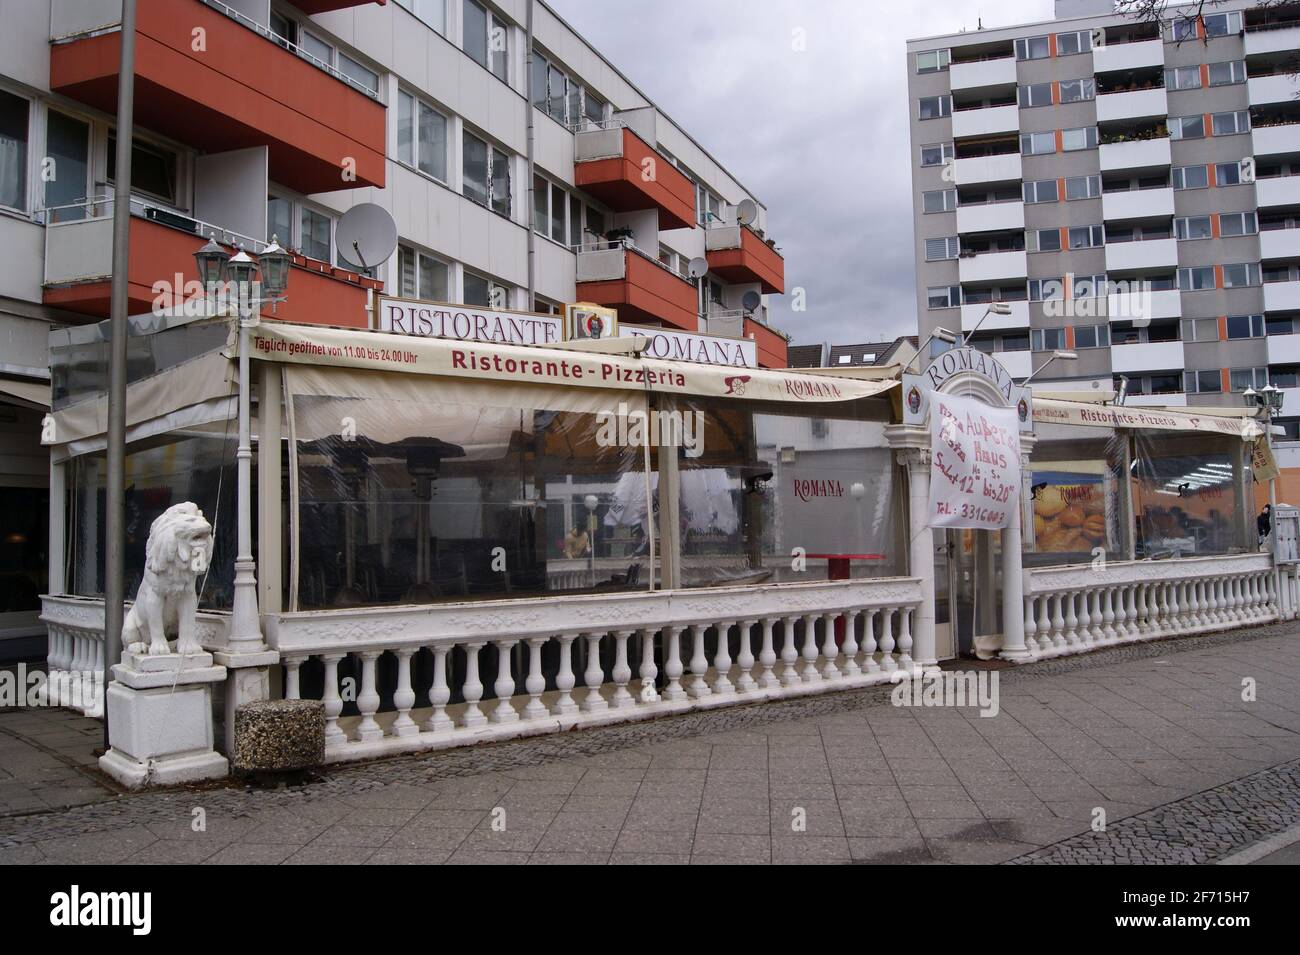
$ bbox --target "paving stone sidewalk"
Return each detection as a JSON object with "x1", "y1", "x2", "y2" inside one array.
[{"x1": 1, "y1": 624, "x2": 1298, "y2": 864}]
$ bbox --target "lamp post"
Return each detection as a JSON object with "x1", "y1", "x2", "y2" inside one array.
[
  {"x1": 1022, "y1": 349, "x2": 1078, "y2": 385},
  {"x1": 961, "y1": 301, "x2": 1013, "y2": 346},
  {"x1": 908, "y1": 326, "x2": 959, "y2": 372},
  {"x1": 1244, "y1": 383, "x2": 1284, "y2": 513}
]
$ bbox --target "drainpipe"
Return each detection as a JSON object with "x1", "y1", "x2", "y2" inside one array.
[{"x1": 525, "y1": 0, "x2": 536, "y2": 310}]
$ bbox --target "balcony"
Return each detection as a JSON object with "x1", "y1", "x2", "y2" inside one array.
[
  {"x1": 1246, "y1": 23, "x2": 1300, "y2": 56},
  {"x1": 42, "y1": 198, "x2": 379, "y2": 324},
  {"x1": 575, "y1": 242, "x2": 698, "y2": 331},
  {"x1": 1267, "y1": 333, "x2": 1300, "y2": 364},
  {"x1": 1252, "y1": 123, "x2": 1300, "y2": 158},
  {"x1": 1095, "y1": 88, "x2": 1168, "y2": 123},
  {"x1": 574, "y1": 125, "x2": 695, "y2": 231},
  {"x1": 1105, "y1": 238, "x2": 1178, "y2": 273},
  {"x1": 951, "y1": 104, "x2": 1019, "y2": 139},
  {"x1": 1276, "y1": 386, "x2": 1300, "y2": 414},
  {"x1": 998, "y1": 349, "x2": 1032, "y2": 379},
  {"x1": 1093, "y1": 38, "x2": 1165, "y2": 72},
  {"x1": 1101, "y1": 187, "x2": 1175, "y2": 222},
  {"x1": 746, "y1": 318, "x2": 788, "y2": 369},
  {"x1": 953, "y1": 153, "x2": 1022, "y2": 186},
  {"x1": 1256, "y1": 175, "x2": 1300, "y2": 208},
  {"x1": 958, "y1": 249, "x2": 1027, "y2": 283},
  {"x1": 1099, "y1": 137, "x2": 1171, "y2": 173},
  {"x1": 283, "y1": 0, "x2": 378, "y2": 11},
  {"x1": 1260, "y1": 228, "x2": 1300, "y2": 260},
  {"x1": 956, "y1": 199, "x2": 1024, "y2": 234},
  {"x1": 48, "y1": 0, "x2": 386, "y2": 195},
  {"x1": 1126, "y1": 392, "x2": 1187, "y2": 407},
  {"x1": 1107, "y1": 287, "x2": 1182, "y2": 322},
  {"x1": 960, "y1": 300, "x2": 1029, "y2": 332},
  {"x1": 704, "y1": 225, "x2": 784, "y2": 294},
  {"x1": 1249, "y1": 73, "x2": 1300, "y2": 107},
  {"x1": 1111, "y1": 341, "x2": 1186, "y2": 373},
  {"x1": 949, "y1": 56, "x2": 1017, "y2": 93},
  {"x1": 1264, "y1": 279, "x2": 1300, "y2": 312}
]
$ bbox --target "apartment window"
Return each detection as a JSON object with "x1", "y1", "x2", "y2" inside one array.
[
  {"x1": 1068, "y1": 224, "x2": 1104, "y2": 249},
  {"x1": 1056, "y1": 30, "x2": 1091, "y2": 55},
  {"x1": 1031, "y1": 328, "x2": 1066, "y2": 350},
  {"x1": 532, "y1": 51, "x2": 594, "y2": 127},
  {"x1": 1029, "y1": 278, "x2": 1064, "y2": 301},
  {"x1": 1168, "y1": 115, "x2": 1204, "y2": 140},
  {"x1": 919, "y1": 95, "x2": 951, "y2": 120},
  {"x1": 530, "y1": 177, "x2": 568, "y2": 243},
  {"x1": 584, "y1": 90, "x2": 605, "y2": 126},
  {"x1": 397, "y1": 91, "x2": 449, "y2": 181},
  {"x1": 1215, "y1": 162, "x2": 1244, "y2": 186},
  {"x1": 1227, "y1": 315, "x2": 1265, "y2": 339},
  {"x1": 1212, "y1": 110, "x2": 1250, "y2": 136},
  {"x1": 1172, "y1": 164, "x2": 1209, "y2": 190},
  {"x1": 586, "y1": 204, "x2": 606, "y2": 241},
  {"x1": 1268, "y1": 316, "x2": 1295, "y2": 335},
  {"x1": 547, "y1": 63, "x2": 566, "y2": 121},
  {"x1": 1178, "y1": 266, "x2": 1215, "y2": 290},
  {"x1": 106, "y1": 134, "x2": 177, "y2": 204},
  {"x1": 301, "y1": 207, "x2": 331, "y2": 262},
  {"x1": 1201, "y1": 11, "x2": 1242, "y2": 36},
  {"x1": 1208, "y1": 60, "x2": 1246, "y2": 86},
  {"x1": 1174, "y1": 215, "x2": 1213, "y2": 240},
  {"x1": 698, "y1": 183, "x2": 723, "y2": 225},
  {"x1": 396, "y1": 0, "x2": 446, "y2": 34},
  {"x1": 1023, "y1": 179, "x2": 1059, "y2": 204},
  {"x1": 1018, "y1": 83, "x2": 1052, "y2": 108},
  {"x1": 1021, "y1": 131, "x2": 1055, "y2": 156},
  {"x1": 1064, "y1": 175, "x2": 1100, "y2": 200},
  {"x1": 463, "y1": 0, "x2": 489, "y2": 69},
  {"x1": 925, "y1": 237, "x2": 960, "y2": 261},
  {"x1": 1073, "y1": 274, "x2": 1107, "y2": 298},
  {"x1": 1171, "y1": 17, "x2": 1198, "y2": 42},
  {"x1": 44, "y1": 111, "x2": 89, "y2": 219},
  {"x1": 463, "y1": 130, "x2": 510, "y2": 215},
  {"x1": 1230, "y1": 367, "x2": 1269, "y2": 392},
  {"x1": 922, "y1": 189, "x2": 957, "y2": 213},
  {"x1": 1027, "y1": 228, "x2": 1062, "y2": 252},
  {"x1": 916, "y1": 49, "x2": 950, "y2": 73},
  {"x1": 1222, "y1": 263, "x2": 1260, "y2": 288},
  {"x1": 1061, "y1": 126, "x2": 1097, "y2": 151},
  {"x1": 1074, "y1": 325, "x2": 1110, "y2": 348},
  {"x1": 927, "y1": 286, "x2": 961, "y2": 309},
  {"x1": 1059, "y1": 79, "x2": 1095, "y2": 104},
  {"x1": 1015, "y1": 35, "x2": 1050, "y2": 60},
  {"x1": 338, "y1": 53, "x2": 380, "y2": 95},
  {"x1": 397, "y1": 244, "x2": 449, "y2": 301},
  {"x1": 463, "y1": 271, "x2": 508, "y2": 309},
  {"x1": 299, "y1": 30, "x2": 332, "y2": 64},
  {"x1": 1165, "y1": 66, "x2": 1202, "y2": 90},
  {"x1": 267, "y1": 195, "x2": 292, "y2": 245},
  {"x1": 1184, "y1": 370, "x2": 1223, "y2": 394},
  {"x1": 921, "y1": 142, "x2": 954, "y2": 166},
  {"x1": 1221, "y1": 212, "x2": 1258, "y2": 237},
  {"x1": 1180, "y1": 317, "x2": 1219, "y2": 342},
  {"x1": 569, "y1": 194, "x2": 582, "y2": 247}
]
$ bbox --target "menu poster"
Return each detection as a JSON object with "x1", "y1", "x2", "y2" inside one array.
[{"x1": 929, "y1": 393, "x2": 1022, "y2": 530}]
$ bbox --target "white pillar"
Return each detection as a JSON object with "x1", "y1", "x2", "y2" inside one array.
[
  {"x1": 885, "y1": 425, "x2": 937, "y2": 669},
  {"x1": 1000, "y1": 499, "x2": 1027, "y2": 660}
]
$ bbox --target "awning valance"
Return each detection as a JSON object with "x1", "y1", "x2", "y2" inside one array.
[{"x1": 1033, "y1": 397, "x2": 1263, "y2": 439}]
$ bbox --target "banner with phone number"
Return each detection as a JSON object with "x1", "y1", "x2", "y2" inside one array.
[{"x1": 929, "y1": 393, "x2": 1022, "y2": 530}]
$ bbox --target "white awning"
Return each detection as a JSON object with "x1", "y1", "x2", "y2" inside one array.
[{"x1": 1033, "y1": 398, "x2": 1263, "y2": 439}]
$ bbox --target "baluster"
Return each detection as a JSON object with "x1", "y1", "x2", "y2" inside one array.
[
  {"x1": 712, "y1": 621, "x2": 735, "y2": 694},
  {"x1": 1089, "y1": 589, "x2": 1106, "y2": 643},
  {"x1": 840, "y1": 611, "x2": 861, "y2": 679},
  {"x1": 1049, "y1": 593, "x2": 1066, "y2": 650},
  {"x1": 1146, "y1": 582, "x2": 1161, "y2": 634},
  {"x1": 1036, "y1": 593, "x2": 1052, "y2": 653},
  {"x1": 490, "y1": 639, "x2": 520, "y2": 723},
  {"x1": 353, "y1": 652, "x2": 385, "y2": 742},
  {"x1": 663, "y1": 626, "x2": 687, "y2": 701},
  {"x1": 424, "y1": 645, "x2": 454, "y2": 733},
  {"x1": 819, "y1": 612, "x2": 841, "y2": 680},
  {"x1": 896, "y1": 607, "x2": 914, "y2": 670},
  {"x1": 611, "y1": 630, "x2": 635, "y2": 708},
  {"x1": 758, "y1": 618, "x2": 780, "y2": 688},
  {"x1": 1168, "y1": 581, "x2": 1181, "y2": 632},
  {"x1": 391, "y1": 647, "x2": 418, "y2": 736},
  {"x1": 1076, "y1": 589, "x2": 1091, "y2": 646},
  {"x1": 800, "y1": 613, "x2": 822, "y2": 683},
  {"x1": 581, "y1": 632, "x2": 608, "y2": 712},
  {"x1": 735, "y1": 620, "x2": 758, "y2": 691},
  {"x1": 688, "y1": 624, "x2": 712, "y2": 699},
  {"x1": 879, "y1": 608, "x2": 898, "y2": 669},
  {"x1": 1102, "y1": 587, "x2": 1117, "y2": 642},
  {"x1": 638, "y1": 628, "x2": 660, "y2": 702},
  {"x1": 861, "y1": 608, "x2": 881, "y2": 673},
  {"x1": 1228, "y1": 577, "x2": 1242, "y2": 622},
  {"x1": 460, "y1": 642, "x2": 487, "y2": 728},
  {"x1": 780, "y1": 616, "x2": 801, "y2": 686},
  {"x1": 524, "y1": 637, "x2": 549, "y2": 719},
  {"x1": 1125, "y1": 583, "x2": 1139, "y2": 637},
  {"x1": 1024, "y1": 594, "x2": 1039, "y2": 656},
  {"x1": 283, "y1": 655, "x2": 303, "y2": 700},
  {"x1": 553, "y1": 633, "x2": 579, "y2": 714},
  {"x1": 1063, "y1": 591, "x2": 1080, "y2": 648},
  {"x1": 321, "y1": 653, "x2": 347, "y2": 746}
]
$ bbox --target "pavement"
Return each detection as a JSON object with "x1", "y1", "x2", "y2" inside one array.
[{"x1": 1, "y1": 623, "x2": 1298, "y2": 865}]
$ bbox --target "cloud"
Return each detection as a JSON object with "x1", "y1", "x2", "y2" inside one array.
[{"x1": 547, "y1": 0, "x2": 1051, "y2": 347}]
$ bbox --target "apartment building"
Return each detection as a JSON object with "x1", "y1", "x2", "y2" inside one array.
[
  {"x1": 906, "y1": 0, "x2": 1300, "y2": 430},
  {"x1": 0, "y1": 0, "x2": 785, "y2": 655}
]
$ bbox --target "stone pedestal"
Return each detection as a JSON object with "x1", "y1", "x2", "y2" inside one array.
[{"x1": 98, "y1": 651, "x2": 229, "y2": 788}]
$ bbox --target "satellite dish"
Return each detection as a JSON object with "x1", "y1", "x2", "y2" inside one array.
[
  {"x1": 687, "y1": 256, "x2": 709, "y2": 279},
  {"x1": 741, "y1": 290, "x2": 762, "y2": 312},
  {"x1": 336, "y1": 203, "x2": 398, "y2": 270},
  {"x1": 735, "y1": 198, "x2": 758, "y2": 226}
]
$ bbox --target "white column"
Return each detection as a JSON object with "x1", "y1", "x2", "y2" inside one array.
[
  {"x1": 1000, "y1": 498, "x2": 1027, "y2": 660},
  {"x1": 885, "y1": 427, "x2": 937, "y2": 669}
]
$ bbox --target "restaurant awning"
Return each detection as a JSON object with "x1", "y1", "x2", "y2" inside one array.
[{"x1": 1033, "y1": 397, "x2": 1263, "y2": 439}]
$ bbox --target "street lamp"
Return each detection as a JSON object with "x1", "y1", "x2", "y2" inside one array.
[
  {"x1": 961, "y1": 301, "x2": 1013, "y2": 346},
  {"x1": 1022, "y1": 349, "x2": 1077, "y2": 385},
  {"x1": 908, "y1": 326, "x2": 958, "y2": 371},
  {"x1": 193, "y1": 235, "x2": 227, "y2": 289}
]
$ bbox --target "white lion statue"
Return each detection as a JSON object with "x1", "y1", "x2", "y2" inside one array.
[{"x1": 122, "y1": 502, "x2": 212, "y2": 659}]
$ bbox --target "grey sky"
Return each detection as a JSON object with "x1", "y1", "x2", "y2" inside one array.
[{"x1": 548, "y1": 0, "x2": 1052, "y2": 348}]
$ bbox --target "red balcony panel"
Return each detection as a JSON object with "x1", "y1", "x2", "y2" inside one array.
[
  {"x1": 50, "y1": 0, "x2": 385, "y2": 195},
  {"x1": 746, "y1": 318, "x2": 788, "y2": 369},
  {"x1": 576, "y1": 250, "x2": 698, "y2": 331},
  {"x1": 43, "y1": 215, "x2": 374, "y2": 326},
  {"x1": 705, "y1": 226, "x2": 784, "y2": 294},
  {"x1": 575, "y1": 128, "x2": 695, "y2": 231}
]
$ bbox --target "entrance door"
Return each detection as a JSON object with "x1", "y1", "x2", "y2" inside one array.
[
  {"x1": 932, "y1": 529, "x2": 954, "y2": 660},
  {"x1": 942, "y1": 528, "x2": 1005, "y2": 659}
]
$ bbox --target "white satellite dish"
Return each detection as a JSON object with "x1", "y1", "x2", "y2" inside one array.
[
  {"x1": 741, "y1": 290, "x2": 761, "y2": 312},
  {"x1": 336, "y1": 203, "x2": 398, "y2": 271},
  {"x1": 735, "y1": 198, "x2": 758, "y2": 226},
  {"x1": 687, "y1": 256, "x2": 709, "y2": 279}
]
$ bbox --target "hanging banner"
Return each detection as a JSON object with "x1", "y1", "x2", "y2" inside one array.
[
  {"x1": 1033, "y1": 398, "x2": 1263, "y2": 439},
  {"x1": 929, "y1": 393, "x2": 1022, "y2": 530},
  {"x1": 1251, "y1": 437, "x2": 1280, "y2": 482}
]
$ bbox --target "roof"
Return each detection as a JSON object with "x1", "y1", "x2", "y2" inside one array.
[
  {"x1": 785, "y1": 344, "x2": 826, "y2": 369},
  {"x1": 824, "y1": 336, "x2": 918, "y2": 368}
]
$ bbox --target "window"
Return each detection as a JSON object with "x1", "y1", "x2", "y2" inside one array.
[
  {"x1": 531, "y1": 51, "x2": 595, "y2": 126},
  {"x1": 1226, "y1": 315, "x2": 1265, "y2": 339},
  {"x1": 1059, "y1": 79, "x2": 1095, "y2": 103},
  {"x1": 106, "y1": 134, "x2": 177, "y2": 204},
  {"x1": 301, "y1": 207, "x2": 331, "y2": 262},
  {"x1": 1215, "y1": 162, "x2": 1243, "y2": 186},
  {"x1": 396, "y1": 0, "x2": 446, "y2": 34},
  {"x1": 462, "y1": 130, "x2": 510, "y2": 214},
  {"x1": 1023, "y1": 179, "x2": 1059, "y2": 204},
  {"x1": 922, "y1": 189, "x2": 957, "y2": 213},
  {"x1": 925, "y1": 237, "x2": 960, "y2": 261},
  {"x1": 463, "y1": 271, "x2": 508, "y2": 309},
  {"x1": 463, "y1": 0, "x2": 489, "y2": 69},
  {"x1": 921, "y1": 142, "x2": 954, "y2": 166},
  {"x1": 44, "y1": 111, "x2": 89, "y2": 220},
  {"x1": 916, "y1": 49, "x2": 950, "y2": 73},
  {"x1": 1184, "y1": 370, "x2": 1223, "y2": 394},
  {"x1": 1222, "y1": 263, "x2": 1260, "y2": 288},
  {"x1": 697, "y1": 183, "x2": 723, "y2": 225},
  {"x1": 1211, "y1": 110, "x2": 1250, "y2": 136},
  {"x1": 1021, "y1": 131, "x2": 1054, "y2": 156},
  {"x1": 1072, "y1": 274, "x2": 1107, "y2": 298},
  {"x1": 1208, "y1": 60, "x2": 1246, "y2": 86},
  {"x1": 1018, "y1": 83, "x2": 1052, "y2": 108},
  {"x1": 585, "y1": 204, "x2": 606, "y2": 241},
  {"x1": 548, "y1": 63, "x2": 566, "y2": 122},
  {"x1": 1027, "y1": 228, "x2": 1062, "y2": 252},
  {"x1": 1003, "y1": 333, "x2": 1030, "y2": 352},
  {"x1": 1201, "y1": 11, "x2": 1242, "y2": 37},
  {"x1": 1165, "y1": 66, "x2": 1202, "y2": 90},
  {"x1": 397, "y1": 244, "x2": 449, "y2": 301},
  {"x1": 338, "y1": 53, "x2": 379, "y2": 95},
  {"x1": 1068, "y1": 224, "x2": 1104, "y2": 249},
  {"x1": 1061, "y1": 126, "x2": 1097, "y2": 151},
  {"x1": 1220, "y1": 212, "x2": 1257, "y2": 237},
  {"x1": 1064, "y1": 175, "x2": 1100, "y2": 200},
  {"x1": 1178, "y1": 266, "x2": 1215, "y2": 290},
  {"x1": 397, "y1": 91, "x2": 449, "y2": 181},
  {"x1": 1174, "y1": 215, "x2": 1213, "y2": 240},
  {"x1": 1056, "y1": 30, "x2": 1091, "y2": 55},
  {"x1": 300, "y1": 30, "x2": 332, "y2": 64},
  {"x1": 927, "y1": 286, "x2": 961, "y2": 308},
  {"x1": 584, "y1": 89, "x2": 605, "y2": 126},
  {"x1": 569, "y1": 194, "x2": 582, "y2": 247},
  {"x1": 1015, "y1": 35, "x2": 1050, "y2": 60},
  {"x1": 1031, "y1": 328, "x2": 1066, "y2": 350},
  {"x1": 1229, "y1": 367, "x2": 1268, "y2": 392},
  {"x1": 1172, "y1": 164, "x2": 1208, "y2": 190},
  {"x1": 1029, "y1": 278, "x2": 1064, "y2": 301},
  {"x1": 919, "y1": 95, "x2": 951, "y2": 120},
  {"x1": 1168, "y1": 115, "x2": 1204, "y2": 140},
  {"x1": 267, "y1": 195, "x2": 292, "y2": 245},
  {"x1": 1268, "y1": 316, "x2": 1295, "y2": 335},
  {"x1": 1074, "y1": 325, "x2": 1110, "y2": 348}
]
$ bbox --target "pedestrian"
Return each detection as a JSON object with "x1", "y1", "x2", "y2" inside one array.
[{"x1": 1258, "y1": 504, "x2": 1272, "y2": 547}]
